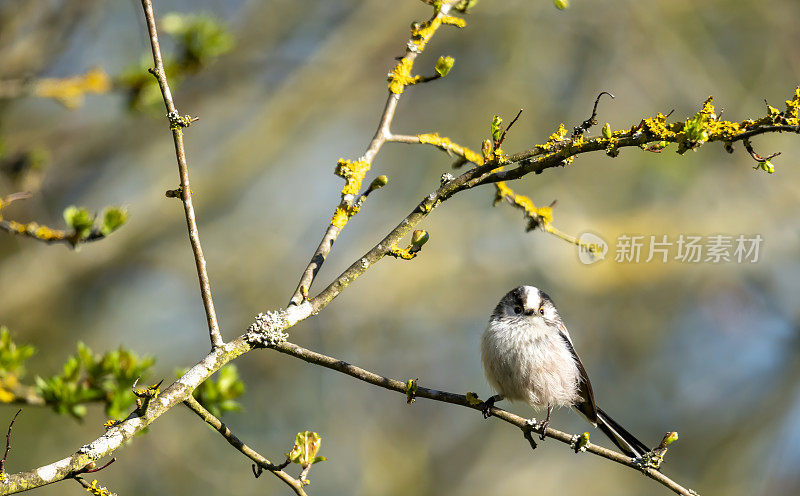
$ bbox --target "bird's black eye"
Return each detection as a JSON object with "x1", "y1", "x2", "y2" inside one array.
[
  {"x1": 539, "y1": 307, "x2": 545, "y2": 315},
  {"x1": 513, "y1": 306, "x2": 522, "y2": 314}
]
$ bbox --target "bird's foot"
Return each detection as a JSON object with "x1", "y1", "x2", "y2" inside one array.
[
  {"x1": 537, "y1": 405, "x2": 552, "y2": 440},
  {"x1": 537, "y1": 418, "x2": 550, "y2": 440},
  {"x1": 481, "y1": 395, "x2": 502, "y2": 419}
]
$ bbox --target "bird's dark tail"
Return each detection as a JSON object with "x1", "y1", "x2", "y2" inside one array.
[{"x1": 595, "y1": 407, "x2": 650, "y2": 458}]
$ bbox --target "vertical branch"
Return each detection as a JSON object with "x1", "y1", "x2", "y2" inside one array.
[{"x1": 139, "y1": 0, "x2": 223, "y2": 349}]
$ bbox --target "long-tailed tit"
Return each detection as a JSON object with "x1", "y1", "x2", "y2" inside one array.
[{"x1": 481, "y1": 285, "x2": 650, "y2": 458}]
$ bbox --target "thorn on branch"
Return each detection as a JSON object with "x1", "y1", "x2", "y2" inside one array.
[
  {"x1": 495, "y1": 108, "x2": 524, "y2": 149},
  {"x1": 574, "y1": 91, "x2": 614, "y2": 138},
  {"x1": 0, "y1": 409, "x2": 22, "y2": 478}
]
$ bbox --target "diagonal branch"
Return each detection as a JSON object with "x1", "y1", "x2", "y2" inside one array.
[
  {"x1": 269, "y1": 341, "x2": 696, "y2": 496},
  {"x1": 140, "y1": 0, "x2": 223, "y2": 349},
  {"x1": 183, "y1": 396, "x2": 307, "y2": 496},
  {"x1": 288, "y1": 0, "x2": 463, "y2": 307}
]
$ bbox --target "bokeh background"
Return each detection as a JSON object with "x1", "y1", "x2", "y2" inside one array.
[{"x1": 1, "y1": 0, "x2": 799, "y2": 494}]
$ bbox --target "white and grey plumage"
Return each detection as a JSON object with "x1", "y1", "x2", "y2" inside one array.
[{"x1": 481, "y1": 285, "x2": 650, "y2": 458}]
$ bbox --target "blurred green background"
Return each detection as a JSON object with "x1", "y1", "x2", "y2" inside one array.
[{"x1": 1, "y1": 0, "x2": 799, "y2": 494}]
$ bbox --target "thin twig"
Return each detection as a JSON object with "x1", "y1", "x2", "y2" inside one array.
[
  {"x1": 496, "y1": 108, "x2": 523, "y2": 148},
  {"x1": 0, "y1": 410, "x2": 22, "y2": 475},
  {"x1": 73, "y1": 476, "x2": 119, "y2": 496},
  {"x1": 182, "y1": 396, "x2": 306, "y2": 496},
  {"x1": 80, "y1": 458, "x2": 116, "y2": 474},
  {"x1": 139, "y1": 0, "x2": 223, "y2": 349},
  {"x1": 270, "y1": 341, "x2": 696, "y2": 496}
]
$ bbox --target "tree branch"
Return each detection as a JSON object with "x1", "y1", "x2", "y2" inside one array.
[
  {"x1": 139, "y1": 0, "x2": 223, "y2": 350},
  {"x1": 0, "y1": 337, "x2": 252, "y2": 495},
  {"x1": 269, "y1": 341, "x2": 696, "y2": 496},
  {"x1": 288, "y1": 0, "x2": 463, "y2": 307},
  {"x1": 183, "y1": 396, "x2": 307, "y2": 496}
]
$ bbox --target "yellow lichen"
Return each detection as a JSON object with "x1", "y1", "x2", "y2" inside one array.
[
  {"x1": 700, "y1": 96, "x2": 716, "y2": 117},
  {"x1": 85, "y1": 479, "x2": 112, "y2": 496},
  {"x1": 388, "y1": 58, "x2": 421, "y2": 94},
  {"x1": 417, "y1": 133, "x2": 483, "y2": 164},
  {"x1": 465, "y1": 392, "x2": 482, "y2": 406},
  {"x1": 0, "y1": 385, "x2": 15, "y2": 403},
  {"x1": 547, "y1": 123, "x2": 568, "y2": 144},
  {"x1": 329, "y1": 158, "x2": 370, "y2": 229},
  {"x1": 387, "y1": 245, "x2": 416, "y2": 260},
  {"x1": 33, "y1": 68, "x2": 111, "y2": 109},
  {"x1": 334, "y1": 159, "x2": 371, "y2": 196},
  {"x1": 409, "y1": 11, "x2": 465, "y2": 50},
  {"x1": 441, "y1": 15, "x2": 466, "y2": 28},
  {"x1": 641, "y1": 113, "x2": 678, "y2": 140},
  {"x1": 785, "y1": 86, "x2": 800, "y2": 119},
  {"x1": 494, "y1": 182, "x2": 553, "y2": 226}
]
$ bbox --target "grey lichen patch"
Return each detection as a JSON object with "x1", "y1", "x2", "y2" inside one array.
[{"x1": 246, "y1": 311, "x2": 289, "y2": 348}]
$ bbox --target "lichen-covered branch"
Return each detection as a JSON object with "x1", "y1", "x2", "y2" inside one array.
[
  {"x1": 268, "y1": 340, "x2": 696, "y2": 496},
  {"x1": 139, "y1": 0, "x2": 223, "y2": 349},
  {"x1": 0, "y1": 337, "x2": 252, "y2": 495},
  {"x1": 0, "y1": 193, "x2": 126, "y2": 248},
  {"x1": 389, "y1": 133, "x2": 567, "y2": 241},
  {"x1": 183, "y1": 396, "x2": 307, "y2": 496},
  {"x1": 483, "y1": 93, "x2": 800, "y2": 185},
  {"x1": 0, "y1": 220, "x2": 108, "y2": 247},
  {"x1": 288, "y1": 0, "x2": 464, "y2": 307}
]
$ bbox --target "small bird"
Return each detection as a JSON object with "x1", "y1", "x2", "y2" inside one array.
[{"x1": 481, "y1": 285, "x2": 650, "y2": 458}]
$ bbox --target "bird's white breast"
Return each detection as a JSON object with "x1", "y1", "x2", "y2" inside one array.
[{"x1": 481, "y1": 318, "x2": 581, "y2": 408}]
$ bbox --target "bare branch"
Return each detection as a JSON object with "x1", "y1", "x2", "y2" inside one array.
[
  {"x1": 183, "y1": 396, "x2": 307, "y2": 495},
  {"x1": 139, "y1": 0, "x2": 223, "y2": 350},
  {"x1": 269, "y1": 341, "x2": 696, "y2": 496},
  {"x1": 0, "y1": 410, "x2": 22, "y2": 476}
]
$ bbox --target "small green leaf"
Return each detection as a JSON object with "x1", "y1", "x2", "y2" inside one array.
[
  {"x1": 758, "y1": 160, "x2": 775, "y2": 173},
  {"x1": 63, "y1": 206, "x2": 94, "y2": 239},
  {"x1": 434, "y1": 55, "x2": 455, "y2": 77},
  {"x1": 288, "y1": 431, "x2": 323, "y2": 467},
  {"x1": 101, "y1": 207, "x2": 128, "y2": 236},
  {"x1": 602, "y1": 123, "x2": 612, "y2": 139},
  {"x1": 491, "y1": 115, "x2": 503, "y2": 142},
  {"x1": 661, "y1": 431, "x2": 679, "y2": 447}
]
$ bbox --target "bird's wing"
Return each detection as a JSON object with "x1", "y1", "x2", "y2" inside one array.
[{"x1": 558, "y1": 322, "x2": 599, "y2": 424}]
